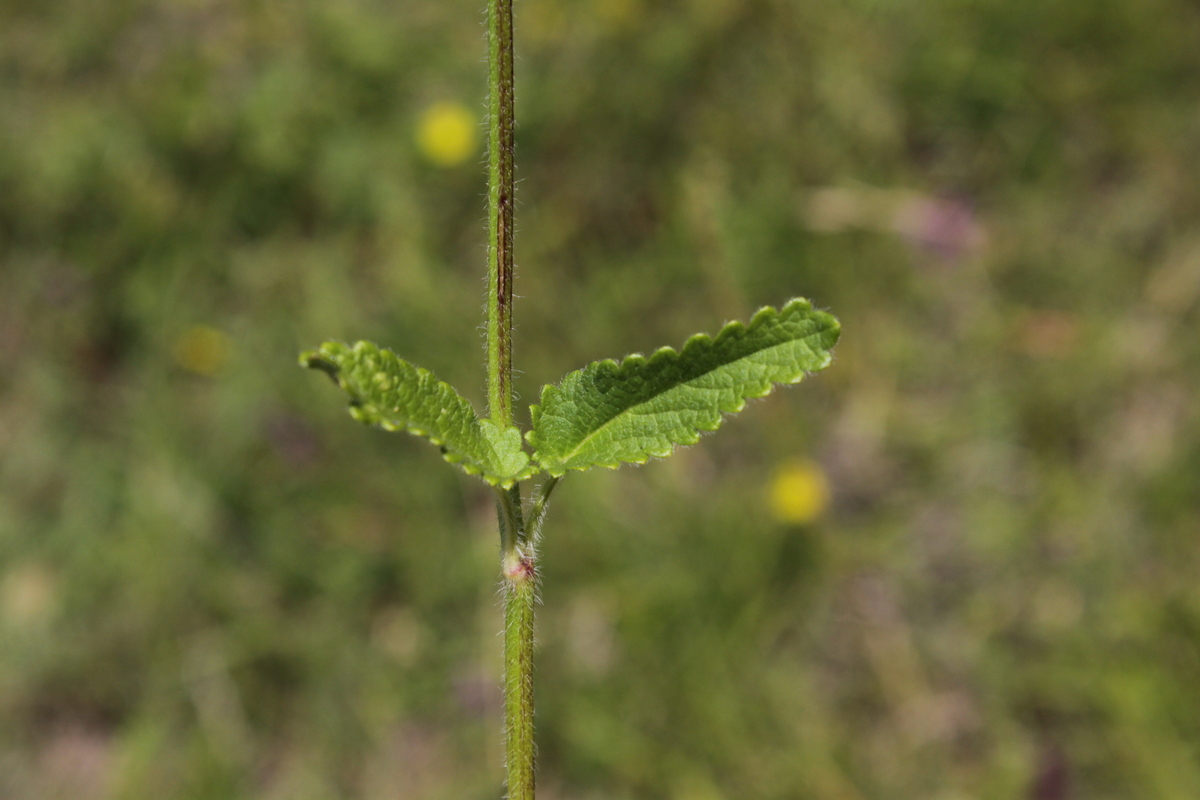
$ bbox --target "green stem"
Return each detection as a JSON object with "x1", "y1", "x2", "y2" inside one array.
[
  {"x1": 496, "y1": 483, "x2": 525, "y2": 554},
  {"x1": 526, "y1": 477, "x2": 560, "y2": 540},
  {"x1": 486, "y1": 0, "x2": 515, "y2": 427},
  {"x1": 503, "y1": 541, "x2": 536, "y2": 800},
  {"x1": 496, "y1": 482, "x2": 534, "y2": 799},
  {"x1": 487, "y1": 0, "x2": 533, "y2": 795}
]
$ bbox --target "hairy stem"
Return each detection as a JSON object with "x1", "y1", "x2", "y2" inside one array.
[
  {"x1": 487, "y1": 0, "x2": 533, "y2": 795},
  {"x1": 526, "y1": 477, "x2": 560, "y2": 540},
  {"x1": 496, "y1": 483, "x2": 525, "y2": 553},
  {"x1": 503, "y1": 541, "x2": 536, "y2": 800},
  {"x1": 487, "y1": 0, "x2": 515, "y2": 427},
  {"x1": 495, "y1": 483, "x2": 534, "y2": 798}
]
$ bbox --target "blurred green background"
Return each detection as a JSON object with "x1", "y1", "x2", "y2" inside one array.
[{"x1": 2, "y1": 0, "x2": 1200, "y2": 797}]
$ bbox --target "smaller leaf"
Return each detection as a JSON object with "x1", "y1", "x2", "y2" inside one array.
[
  {"x1": 528, "y1": 298, "x2": 840, "y2": 476},
  {"x1": 302, "y1": 341, "x2": 532, "y2": 487}
]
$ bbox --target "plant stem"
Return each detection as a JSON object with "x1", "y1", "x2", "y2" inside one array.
[
  {"x1": 526, "y1": 477, "x2": 560, "y2": 539},
  {"x1": 502, "y1": 532, "x2": 536, "y2": 800},
  {"x1": 496, "y1": 483, "x2": 535, "y2": 799},
  {"x1": 486, "y1": 0, "x2": 515, "y2": 428},
  {"x1": 487, "y1": 0, "x2": 534, "y2": 796}
]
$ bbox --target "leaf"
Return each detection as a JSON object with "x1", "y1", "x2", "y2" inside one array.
[
  {"x1": 302, "y1": 341, "x2": 532, "y2": 487},
  {"x1": 528, "y1": 298, "x2": 840, "y2": 476}
]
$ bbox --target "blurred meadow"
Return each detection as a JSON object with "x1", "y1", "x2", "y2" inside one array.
[{"x1": 2, "y1": 0, "x2": 1200, "y2": 798}]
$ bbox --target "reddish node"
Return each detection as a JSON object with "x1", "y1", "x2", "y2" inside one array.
[{"x1": 503, "y1": 553, "x2": 535, "y2": 582}]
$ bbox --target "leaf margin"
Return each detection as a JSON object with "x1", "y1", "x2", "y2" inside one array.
[
  {"x1": 301, "y1": 340, "x2": 534, "y2": 488},
  {"x1": 527, "y1": 297, "x2": 840, "y2": 476}
]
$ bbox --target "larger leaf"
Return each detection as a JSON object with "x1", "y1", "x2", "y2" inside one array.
[
  {"x1": 528, "y1": 298, "x2": 840, "y2": 476},
  {"x1": 302, "y1": 341, "x2": 532, "y2": 487}
]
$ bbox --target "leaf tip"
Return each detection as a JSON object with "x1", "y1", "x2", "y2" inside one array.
[{"x1": 300, "y1": 350, "x2": 337, "y2": 374}]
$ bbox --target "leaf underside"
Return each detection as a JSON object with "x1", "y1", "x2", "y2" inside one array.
[
  {"x1": 528, "y1": 298, "x2": 840, "y2": 476},
  {"x1": 302, "y1": 341, "x2": 531, "y2": 487}
]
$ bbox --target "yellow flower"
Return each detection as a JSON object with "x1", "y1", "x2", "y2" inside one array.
[
  {"x1": 593, "y1": 0, "x2": 644, "y2": 28},
  {"x1": 173, "y1": 325, "x2": 228, "y2": 376},
  {"x1": 768, "y1": 459, "x2": 830, "y2": 525},
  {"x1": 415, "y1": 101, "x2": 477, "y2": 167}
]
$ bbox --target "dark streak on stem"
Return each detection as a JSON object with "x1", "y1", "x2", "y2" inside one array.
[{"x1": 487, "y1": 0, "x2": 515, "y2": 427}]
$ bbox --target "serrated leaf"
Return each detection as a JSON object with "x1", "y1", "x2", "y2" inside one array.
[
  {"x1": 528, "y1": 298, "x2": 840, "y2": 476},
  {"x1": 302, "y1": 341, "x2": 532, "y2": 487}
]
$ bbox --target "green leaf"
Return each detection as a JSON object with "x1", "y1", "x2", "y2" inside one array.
[
  {"x1": 528, "y1": 298, "x2": 840, "y2": 476},
  {"x1": 302, "y1": 341, "x2": 532, "y2": 487}
]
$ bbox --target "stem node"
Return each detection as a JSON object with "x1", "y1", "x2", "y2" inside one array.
[{"x1": 502, "y1": 550, "x2": 536, "y2": 584}]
